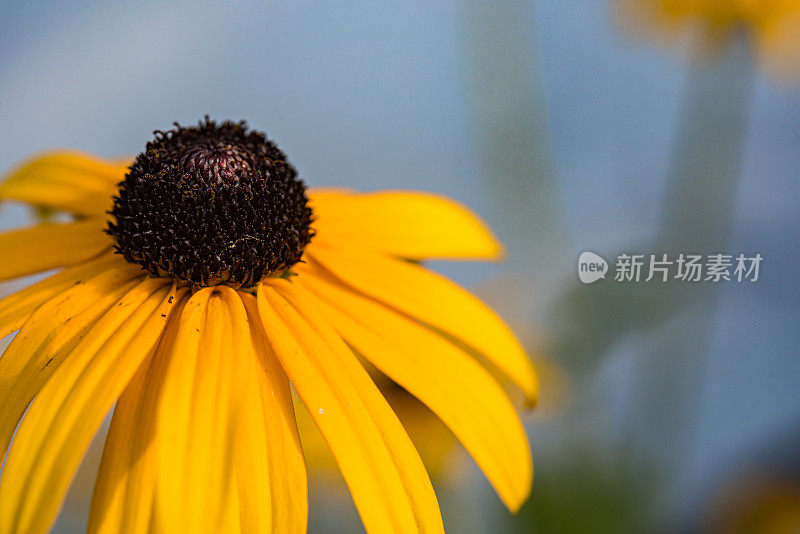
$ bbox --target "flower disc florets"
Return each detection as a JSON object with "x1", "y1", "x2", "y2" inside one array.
[{"x1": 108, "y1": 118, "x2": 313, "y2": 289}]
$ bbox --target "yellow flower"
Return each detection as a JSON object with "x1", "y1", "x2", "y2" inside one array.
[
  {"x1": 616, "y1": 0, "x2": 800, "y2": 80},
  {"x1": 0, "y1": 119, "x2": 538, "y2": 534}
]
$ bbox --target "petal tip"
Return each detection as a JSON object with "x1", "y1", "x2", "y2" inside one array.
[
  {"x1": 522, "y1": 369, "x2": 541, "y2": 409},
  {"x1": 489, "y1": 240, "x2": 506, "y2": 262},
  {"x1": 500, "y1": 456, "x2": 534, "y2": 514}
]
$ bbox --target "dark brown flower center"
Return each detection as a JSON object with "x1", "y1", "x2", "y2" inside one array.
[{"x1": 107, "y1": 118, "x2": 314, "y2": 289}]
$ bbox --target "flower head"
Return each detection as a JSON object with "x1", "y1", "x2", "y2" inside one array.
[{"x1": 0, "y1": 119, "x2": 538, "y2": 533}]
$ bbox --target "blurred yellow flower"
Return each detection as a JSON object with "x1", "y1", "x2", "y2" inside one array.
[
  {"x1": 706, "y1": 474, "x2": 800, "y2": 534},
  {"x1": 616, "y1": 0, "x2": 800, "y2": 81},
  {"x1": 0, "y1": 119, "x2": 538, "y2": 533}
]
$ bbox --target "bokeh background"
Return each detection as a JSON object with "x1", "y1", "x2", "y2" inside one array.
[{"x1": 1, "y1": 1, "x2": 799, "y2": 533}]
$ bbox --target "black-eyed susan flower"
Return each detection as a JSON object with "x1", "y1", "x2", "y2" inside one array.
[
  {"x1": 616, "y1": 0, "x2": 800, "y2": 80},
  {"x1": 0, "y1": 119, "x2": 538, "y2": 534}
]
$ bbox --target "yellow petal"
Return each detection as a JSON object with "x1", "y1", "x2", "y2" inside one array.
[
  {"x1": 0, "y1": 253, "x2": 136, "y2": 339},
  {"x1": 0, "y1": 266, "x2": 146, "y2": 461},
  {"x1": 0, "y1": 151, "x2": 127, "y2": 215},
  {"x1": 0, "y1": 279, "x2": 178, "y2": 534},
  {"x1": 219, "y1": 483, "x2": 242, "y2": 534},
  {"x1": 88, "y1": 296, "x2": 186, "y2": 534},
  {"x1": 153, "y1": 287, "x2": 244, "y2": 533},
  {"x1": 237, "y1": 292, "x2": 307, "y2": 534},
  {"x1": 258, "y1": 280, "x2": 444, "y2": 534},
  {"x1": 299, "y1": 270, "x2": 533, "y2": 511},
  {"x1": 0, "y1": 218, "x2": 112, "y2": 282},
  {"x1": 305, "y1": 245, "x2": 539, "y2": 403},
  {"x1": 310, "y1": 190, "x2": 503, "y2": 260}
]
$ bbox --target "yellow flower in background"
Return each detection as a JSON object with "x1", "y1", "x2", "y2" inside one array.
[
  {"x1": 706, "y1": 473, "x2": 800, "y2": 534},
  {"x1": 616, "y1": 0, "x2": 800, "y2": 80},
  {"x1": 0, "y1": 119, "x2": 537, "y2": 533}
]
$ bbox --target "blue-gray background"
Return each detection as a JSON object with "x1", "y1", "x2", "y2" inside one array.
[{"x1": 1, "y1": 1, "x2": 798, "y2": 532}]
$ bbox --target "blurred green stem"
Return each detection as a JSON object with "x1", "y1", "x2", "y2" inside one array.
[
  {"x1": 459, "y1": 0, "x2": 570, "y2": 323},
  {"x1": 628, "y1": 35, "x2": 755, "y2": 516}
]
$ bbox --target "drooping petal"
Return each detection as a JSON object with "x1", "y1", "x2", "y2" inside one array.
[
  {"x1": 0, "y1": 279, "x2": 178, "y2": 534},
  {"x1": 305, "y1": 245, "x2": 539, "y2": 403},
  {"x1": 0, "y1": 254, "x2": 139, "y2": 339},
  {"x1": 236, "y1": 292, "x2": 307, "y2": 534},
  {"x1": 88, "y1": 296, "x2": 185, "y2": 534},
  {"x1": 299, "y1": 270, "x2": 533, "y2": 511},
  {"x1": 0, "y1": 266, "x2": 147, "y2": 460},
  {"x1": 258, "y1": 280, "x2": 444, "y2": 534},
  {"x1": 0, "y1": 218, "x2": 111, "y2": 282},
  {"x1": 310, "y1": 190, "x2": 503, "y2": 260},
  {"x1": 0, "y1": 151, "x2": 127, "y2": 215},
  {"x1": 153, "y1": 287, "x2": 245, "y2": 533}
]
